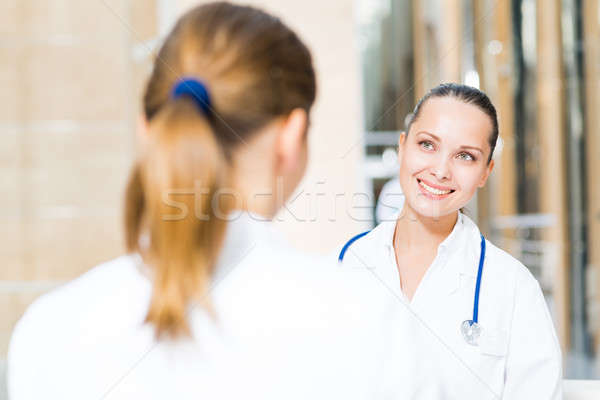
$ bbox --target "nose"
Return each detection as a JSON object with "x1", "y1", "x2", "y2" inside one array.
[{"x1": 431, "y1": 156, "x2": 451, "y2": 181}]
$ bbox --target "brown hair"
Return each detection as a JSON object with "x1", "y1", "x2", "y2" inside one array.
[{"x1": 124, "y1": 2, "x2": 316, "y2": 338}]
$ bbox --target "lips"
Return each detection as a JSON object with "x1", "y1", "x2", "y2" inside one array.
[{"x1": 417, "y1": 178, "x2": 455, "y2": 197}]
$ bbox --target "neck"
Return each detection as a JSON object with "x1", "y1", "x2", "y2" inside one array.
[
  {"x1": 229, "y1": 166, "x2": 276, "y2": 219},
  {"x1": 394, "y1": 205, "x2": 458, "y2": 251},
  {"x1": 229, "y1": 131, "x2": 279, "y2": 219}
]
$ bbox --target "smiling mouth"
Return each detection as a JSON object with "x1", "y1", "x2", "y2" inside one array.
[{"x1": 417, "y1": 179, "x2": 456, "y2": 196}]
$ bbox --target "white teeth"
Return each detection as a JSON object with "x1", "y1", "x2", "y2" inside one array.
[{"x1": 418, "y1": 180, "x2": 452, "y2": 195}]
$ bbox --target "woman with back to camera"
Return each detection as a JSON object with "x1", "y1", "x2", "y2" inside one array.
[
  {"x1": 7, "y1": 3, "x2": 425, "y2": 399},
  {"x1": 338, "y1": 83, "x2": 562, "y2": 399}
]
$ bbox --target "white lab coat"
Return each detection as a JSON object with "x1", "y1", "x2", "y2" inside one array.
[
  {"x1": 338, "y1": 211, "x2": 563, "y2": 399},
  {"x1": 8, "y1": 212, "x2": 436, "y2": 400}
]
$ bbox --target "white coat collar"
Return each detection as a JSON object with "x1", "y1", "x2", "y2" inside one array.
[
  {"x1": 212, "y1": 211, "x2": 275, "y2": 285},
  {"x1": 376, "y1": 211, "x2": 482, "y2": 296},
  {"x1": 382, "y1": 211, "x2": 467, "y2": 264},
  {"x1": 132, "y1": 211, "x2": 273, "y2": 286},
  {"x1": 455, "y1": 213, "x2": 485, "y2": 278},
  {"x1": 438, "y1": 213, "x2": 484, "y2": 296}
]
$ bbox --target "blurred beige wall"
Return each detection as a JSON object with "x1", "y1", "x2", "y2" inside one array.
[{"x1": 0, "y1": 0, "x2": 158, "y2": 369}]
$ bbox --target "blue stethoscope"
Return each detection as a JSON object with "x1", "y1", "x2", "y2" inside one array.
[{"x1": 339, "y1": 232, "x2": 487, "y2": 346}]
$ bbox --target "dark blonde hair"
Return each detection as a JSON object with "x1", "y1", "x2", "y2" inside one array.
[{"x1": 124, "y1": 2, "x2": 316, "y2": 338}]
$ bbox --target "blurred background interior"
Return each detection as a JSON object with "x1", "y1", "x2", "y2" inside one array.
[{"x1": 1, "y1": 0, "x2": 599, "y2": 396}]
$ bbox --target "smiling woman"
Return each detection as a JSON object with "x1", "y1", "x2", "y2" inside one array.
[
  {"x1": 339, "y1": 83, "x2": 562, "y2": 398},
  {"x1": 398, "y1": 83, "x2": 497, "y2": 219}
]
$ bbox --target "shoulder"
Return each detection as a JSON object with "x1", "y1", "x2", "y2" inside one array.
[
  {"x1": 478, "y1": 238, "x2": 554, "y2": 341},
  {"x1": 461, "y1": 214, "x2": 538, "y2": 289},
  {"x1": 460, "y1": 215, "x2": 545, "y2": 313},
  {"x1": 30, "y1": 254, "x2": 145, "y2": 317},
  {"x1": 484, "y1": 239, "x2": 541, "y2": 291},
  {"x1": 232, "y1": 237, "x2": 365, "y2": 299},
  {"x1": 9, "y1": 255, "x2": 146, "y2": 353},
  {"x1": 218, "y1": 232, "x2": 391, "y2": 329},
  {"x1": 7, "y1": 255, "x2": 147, "y2": 394},
  {"x1": 485, "y1": 240, "x2": 552, "y2": 322},
  {"x1": 336, "y1": 219, "x2": 394, "y2": 264}
]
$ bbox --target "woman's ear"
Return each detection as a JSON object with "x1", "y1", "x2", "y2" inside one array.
[
  {"x1": 136, "y1": 114, "x2": 149, "y2": 147},
  {"x1": 397, "y1": 131, "x2": 407, "y2": 162},
  {"x1": 398, "y1": 131, "x2": 407, "y2": 146},
  {"x1": 276, "y1": 108, "x2": 308, "y2": 173}
]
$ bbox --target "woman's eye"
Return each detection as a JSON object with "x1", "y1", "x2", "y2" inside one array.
[
  {"x1": 419, "y1": 141, "x2": 434, "y2": 150},
  {"x1": 457, "y1": 152, "x2": 475, "y2": 161}
]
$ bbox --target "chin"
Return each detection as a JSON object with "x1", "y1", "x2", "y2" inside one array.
[{"x1": 404, "y1": 197, "x2": 461, "y2": 220}]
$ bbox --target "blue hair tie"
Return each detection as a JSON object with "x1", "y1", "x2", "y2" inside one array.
[{"x1": 170, "y1": 77, "x2": 212, "y2": 115}]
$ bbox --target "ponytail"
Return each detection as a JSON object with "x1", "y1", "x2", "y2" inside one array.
[
  {"x1": 127, "y1": 2, "x2": 317, "y2": 338},
  {"x1": 124, "y1": 98, "x2": 229, "y2": 338}
]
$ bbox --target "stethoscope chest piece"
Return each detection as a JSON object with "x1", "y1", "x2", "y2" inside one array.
[{"x1": 461, "y1": 319, "x2": 481, "y2": 346}]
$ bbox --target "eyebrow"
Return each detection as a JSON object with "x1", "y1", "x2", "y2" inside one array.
[{"x1": 416, "y1": 131, "x2": 484, "y2": 155}]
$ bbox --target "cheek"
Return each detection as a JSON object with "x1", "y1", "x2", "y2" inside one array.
[
  {"x1": 400, "y1": 150, "x2": 429, "y2": 175},
  {"x1": 398, "y1": 152, "x2": 415, "y2": 186},
  {"x1": 454, "y1": 166, "x2": 485, "y2": 193},
  {"x1": 398, "y1": 150, "x2": 431, "y2": 195}
]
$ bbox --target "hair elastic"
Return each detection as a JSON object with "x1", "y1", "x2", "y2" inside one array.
[{"x1": 170, "y1": 77, "x2": 212, "y2": 115}]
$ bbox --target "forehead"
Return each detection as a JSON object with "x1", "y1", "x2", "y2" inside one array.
[{"x1": 412, "y1": 97, "x2": 492, "y2": 145}]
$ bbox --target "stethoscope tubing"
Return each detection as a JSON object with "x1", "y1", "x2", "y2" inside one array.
[
  {"x1": 472, "y1": 234, "x2": 486, "y2": 324},
  {"x1": 339, "y1": 230, "x2": 487, "y2": 327}
]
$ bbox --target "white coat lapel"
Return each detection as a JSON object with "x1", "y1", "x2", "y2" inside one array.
[{"x1": 441, "y1": 216, "x2": 481, "y2": 296}]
